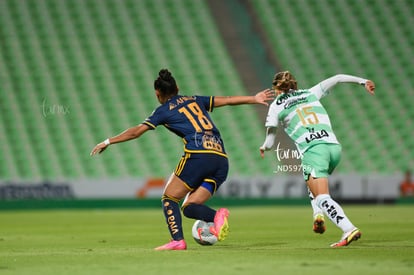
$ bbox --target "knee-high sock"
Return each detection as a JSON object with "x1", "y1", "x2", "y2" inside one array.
[
  {"x1": 161, "y1": 195, "x2": 184, "y2": 241},
  {"x1": 308, "y1": 187, "x2": 323, "y2": 217},
  {"x1": 315, "y1": 194, "x2": 355, "y2": 233},
  {"x1": 182, "y1": 203, "x2": 216, "y2": 222}
]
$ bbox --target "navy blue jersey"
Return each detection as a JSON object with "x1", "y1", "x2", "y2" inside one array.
[{"x1": 143, "y1": 95, "x2": 226, "y2": 157}]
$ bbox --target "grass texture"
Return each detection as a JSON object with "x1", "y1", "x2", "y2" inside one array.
[{"x1": 0, "y1": 205, "x2": 413, "y2": 275}]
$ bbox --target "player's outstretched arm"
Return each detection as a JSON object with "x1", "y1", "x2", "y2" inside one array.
[
  {"x1": 90, "y1": 124, "x2": 150, "y2": 156},
  {"x1": 214, "y1": 89, "x2": 274, "y2": 107},
  {"x1": 310, "y1": 74, "x2": 375, "y2": 99}
]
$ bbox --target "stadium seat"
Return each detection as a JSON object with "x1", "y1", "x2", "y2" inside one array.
[
  {"x1": 0, "y1": 0, "x2": 411, "y2": 181},
  {"x1": 250, "y1": 0, "x2": 413, "y2": 174}
]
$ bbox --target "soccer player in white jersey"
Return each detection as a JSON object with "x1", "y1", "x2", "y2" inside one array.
[{"x1": 260, "y1": 71, "x2": 375, "y2": 247}]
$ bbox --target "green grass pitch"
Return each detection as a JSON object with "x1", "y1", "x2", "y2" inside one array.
[{"x1": 0, "y1": 205, "x2": 413, "y2": 275}]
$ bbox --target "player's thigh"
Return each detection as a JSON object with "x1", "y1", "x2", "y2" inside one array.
[
  {"x1": 302, "y1": 144, "x2": 330, "y2": 181},
  {"x1": 183, "y1": 186, "x2": 212, "y2": 206},
  {"x1": 327, "y1": 144, "x2": 342, "y2": 174},
  {"x1": 163, "y1": 173, "x2": 193, "y2": 200}
]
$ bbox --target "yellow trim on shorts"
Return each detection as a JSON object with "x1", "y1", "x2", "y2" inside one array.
[
  {"x1": 181, "y1": 180, "x2": 193, "y2": 191},
  {"x1": 174, "y1": 153, "x2": 191, "y2": 176},
  {"x1": 184, "y1": 149, "x2": 227, "y2": 158},
  {"x1": 204, "y1": 178, "x2": 217, "y2": 193}
]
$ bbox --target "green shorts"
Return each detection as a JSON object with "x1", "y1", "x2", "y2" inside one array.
[{"x1": 301, "y1": 143, "x2": 342, "y2": 181}]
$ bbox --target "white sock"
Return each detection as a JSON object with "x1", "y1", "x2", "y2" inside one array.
[
  {"x1": 308, "y1": 187, "x2": 323, "y2": 217},
  {"x1": 315, "y1": 194, "x2": 355, "y2": 233}
]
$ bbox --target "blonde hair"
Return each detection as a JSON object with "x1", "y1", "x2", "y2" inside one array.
[{"x1": 272, "y1": 71, "x2": 297, "y2": 92}]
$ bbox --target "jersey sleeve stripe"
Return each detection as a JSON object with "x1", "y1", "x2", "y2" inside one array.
[
  {"x1": 143, "y1": 121, "x2": 156, "y2": 129},
  {"x1": 209, "y1": 96, "x2": 214, "y2": 112}
]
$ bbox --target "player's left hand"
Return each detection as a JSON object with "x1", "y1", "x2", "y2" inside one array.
[
  {"x1": 255, "y1": 89, "x2": 275, "y2": 106},
  {"x1": 90, "y1": 142, "x2": 108, "y2": 156},
  {"x1": 365, "y1": 80, "x2": 375, "y2": 95}
]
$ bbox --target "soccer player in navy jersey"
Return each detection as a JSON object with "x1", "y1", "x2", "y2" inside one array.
[{"x1": 90, "y1": 69, "x2": 274, "y2": 250}]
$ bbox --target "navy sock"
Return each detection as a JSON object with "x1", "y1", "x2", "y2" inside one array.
[
  {"x1": 161, "y1": 196, "x2": 184, "y2": 241},
  {"x1": 182, "y1": 203, "x2": 216, "y2": 222}
]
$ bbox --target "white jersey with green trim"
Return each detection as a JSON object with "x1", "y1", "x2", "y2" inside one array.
[
  {"x1": 265, "y1": 89, "x2": 338, "y2": 154},
  {"x1": 264, "y1": 74, "x2": 367, "y2": 154}
]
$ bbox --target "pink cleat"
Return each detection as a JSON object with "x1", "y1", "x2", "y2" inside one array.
[
  {"x1": 154, "y1": 239, "x2": 187, "y2": 251},
  {"x1": 213, "y1": 208, "x2": 230, "y2": 241},
  {"x1": 330, "y1": 228, "x2": 361, "y2": 248}
]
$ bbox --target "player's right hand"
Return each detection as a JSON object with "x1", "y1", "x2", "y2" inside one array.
[
  {"x1": 259, "y1": 147, "x2": 265, "y2": 158},
  {"x1": 255, "y1": 89, "x2": 275, "y2": 106},
  {"x1": 90, "y1": 142, "x2": 108, "y2": 156}
]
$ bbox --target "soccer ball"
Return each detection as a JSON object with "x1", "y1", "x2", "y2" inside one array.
[{"x1": 191, "y1": 220, "x2": 218, "y2": 245}]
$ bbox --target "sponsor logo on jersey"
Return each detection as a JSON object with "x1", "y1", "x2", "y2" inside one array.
[
  {"x1": 283, "y1": 97, "x2": 307, "y2": 109},
  {"x1": 305, "y1": 128, "x2": 329, "y2": 143},
  {"x1": 276, "y1": 91, "x2": 307, "y2": 105}
]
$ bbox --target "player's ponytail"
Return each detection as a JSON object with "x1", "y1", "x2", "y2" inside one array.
[
  {"x1": 154, "y1": 69, "x2": 179, "y2": 96},
  {"x1": 272, "y1": 71, "x2": 298, "y2": 93}
]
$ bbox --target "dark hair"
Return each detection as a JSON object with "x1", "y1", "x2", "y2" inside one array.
[
  {"x1": 272, "y1": 71, "x2": 298, "y2": 92},
  {"x1": 154, "y1": 69, "x2": 178, "y2": 96}
]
